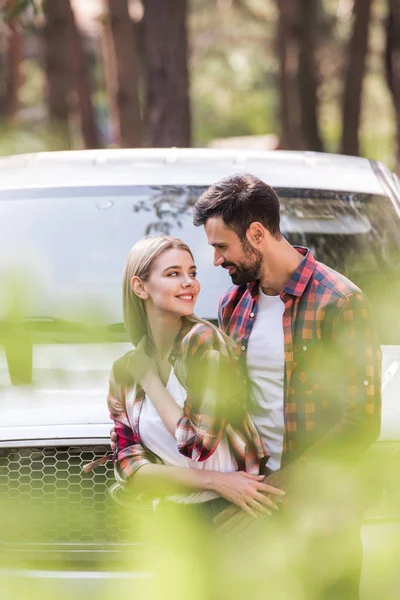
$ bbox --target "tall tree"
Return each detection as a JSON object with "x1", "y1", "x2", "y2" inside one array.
[
  {"x1": 104, "y1": 0, "x2": 142, "y2": 147},
  {"x1": 43, "y1": 0, "x2": 100, "y2": 149},
  {"x1": 276, "y1": 0, "x2": 323, "y2": 151},
  {"x1": 5, "y1": 15, "x2": 23, "y2": 123},
  {"x1": 340, "y1": 0, "x2": 373, "y2": 156},
  {"x1": 42, "y1": 0, "x2": 73, "y2": 147},
  {"x1": 297, "y1": 0, "x2": 323, "y2": 152},
  {"x1": 385, "y1": 0, "x2": 400, "y2": 174},
  {"x1": 68, "y1": 3, "x2": 101, "y2": 149},
  {"x1": 142, "y1": 0, "x2": 191, "y2": 147},
  {"x1": 0, "y1": 36, "x2": 7, "y2": 119},
  {"x1": 0, "y1": 2, "x2": 23, "y2": 124},
  {"x1": 276, "y1": 0, "x2": 304, "y2": 149}
]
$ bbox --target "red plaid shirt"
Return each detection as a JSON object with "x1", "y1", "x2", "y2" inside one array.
[
  {"x1": 218, "y1": 247, "x2": 382, "y2": 466},
  {"x1": 94, "y1": 320, "x2": 267, "y2": 481}
]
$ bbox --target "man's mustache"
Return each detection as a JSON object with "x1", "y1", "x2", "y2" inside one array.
[{"x1": 221, "y1": 262, "x2": 237, "y2": 269}]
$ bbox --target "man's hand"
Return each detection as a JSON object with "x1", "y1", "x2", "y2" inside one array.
[
  {"x1": 213, "y1": 463, "x2": 297, "y2": 535},
  {"x1": 212, "y1": 471, "x2": 285, "y2": 518}
]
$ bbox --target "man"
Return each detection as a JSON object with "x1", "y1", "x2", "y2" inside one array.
[
  {"x1": 111, "y1": 173, "x2": 381, "y2": 599},
  {"x1": 191, "y1": 173, "x2": 381, "y2": 599}
]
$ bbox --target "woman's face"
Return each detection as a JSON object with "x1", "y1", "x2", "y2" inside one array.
[{"x1": 139, "y1": 248, "x2": 200, "y2": 318}]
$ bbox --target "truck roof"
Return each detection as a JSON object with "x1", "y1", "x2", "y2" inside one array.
[{"x1": 0, "y1": 148, "x2": 386, "y2": 195}]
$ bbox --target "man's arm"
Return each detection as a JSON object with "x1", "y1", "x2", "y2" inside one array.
[{"x1": 303, "y1": 291, "x2": 381, "y2": 459}]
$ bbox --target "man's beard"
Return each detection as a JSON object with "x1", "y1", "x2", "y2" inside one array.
[{"x1": 222, "y1": 241, "x2": 263, "y2": 286}]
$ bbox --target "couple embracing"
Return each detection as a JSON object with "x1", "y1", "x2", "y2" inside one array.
[{"x1": 100, "y1": 174, "x2": 381, "y2": 599}]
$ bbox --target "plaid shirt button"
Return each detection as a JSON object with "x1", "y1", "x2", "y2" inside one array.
[
  {"x1": 303, "y1": 345, "x2": 307, "y2": 351},
  {"x1": 250, "y1": 312, "x2": 255, "y2": 318},
  {"x1": 241, "y1": 345, "x2": 246, "y2": 351},
  {"x1": 364, "y1": 380, "x2": 369, "y2": 386}
]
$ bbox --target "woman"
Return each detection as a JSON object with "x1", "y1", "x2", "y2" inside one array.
[{"x1": 88, "y1": 236, "x2": 283, "y2": 522}]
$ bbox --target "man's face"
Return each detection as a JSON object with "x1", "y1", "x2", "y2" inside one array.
[{"x1": 204, "y1": 217, "x2": 263, "y2": 285}]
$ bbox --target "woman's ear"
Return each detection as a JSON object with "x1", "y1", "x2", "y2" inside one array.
[{"x1": 131, "y1": 276, "x2": 148, "y2": 299}]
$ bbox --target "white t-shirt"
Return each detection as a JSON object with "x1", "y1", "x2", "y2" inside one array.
[
  {"x1": 137, "y1": 368, "x2": 237, "y2": 504},
  {"x1": 246, "y1": 290, "x2": 285, "y2": 471}
]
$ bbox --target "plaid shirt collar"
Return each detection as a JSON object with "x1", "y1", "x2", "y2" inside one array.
[{"x1": 247, "y1": 246, "x2": 316, "y2": 299}]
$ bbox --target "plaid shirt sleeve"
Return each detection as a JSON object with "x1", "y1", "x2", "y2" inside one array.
[
  {"x1": 305, "y1": 291, "x2": 382, "y2": 458},
  {"x1": 107, "y1": 369, "x2": 156, "y2": 481},
  {"x1": 175, "y1": 324, "x2": 240, "y2": 462}
]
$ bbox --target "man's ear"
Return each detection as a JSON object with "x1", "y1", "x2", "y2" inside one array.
[
  {"x1": 246, "y1": 222, "x2": 265, "y2": 245},
  {"x1": 131, "y1": 276, "x2": 148, "y2": 299}
]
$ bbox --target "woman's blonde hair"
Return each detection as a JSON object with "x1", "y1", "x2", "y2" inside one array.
[{"x1": 123, "y1": 236, "x2": 232, "y2": 351}]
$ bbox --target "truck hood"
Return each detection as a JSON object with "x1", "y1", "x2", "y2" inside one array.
[
  {"x1": 0, "y1": 342, "x2": 129, "y2": 445},
  {"x1": 0, "y1": 343, "x2": 399, "y2": 444}
]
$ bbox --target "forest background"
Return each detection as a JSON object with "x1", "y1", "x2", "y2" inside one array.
[{"x1": 0, "y1": 0, "x2": 399, "y2": 172}]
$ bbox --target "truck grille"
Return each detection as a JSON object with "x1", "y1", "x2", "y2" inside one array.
[{"x1": 0, "y1": 445, "x2": 141, "y2": 545}]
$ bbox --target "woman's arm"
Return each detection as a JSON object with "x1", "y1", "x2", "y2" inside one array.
[
  {"x1": 133, "y1": 463, "x2": 283, "y2": 517},
  {"x1": 121, "y1": 338, "x2": 183, "y2": 438},
  {"x1": 107, "y1": 365, "x2": 160, "y2": 481}
]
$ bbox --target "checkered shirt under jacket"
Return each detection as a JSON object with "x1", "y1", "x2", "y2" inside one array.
[
  {"x1": 218, "y1": 247, "x2": 382, "y2": 465},
  {"x1": 100, "y1": 320, "x2": 267, "y2": 482}
]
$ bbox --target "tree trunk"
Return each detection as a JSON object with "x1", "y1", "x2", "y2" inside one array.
[
  {"x1": 297, "y1": 0, "x2": 323, "y2": 152},
  {"x1": 68, "y1": 2, "x2": 101, "y2": 149},
  {"x1": 5, "y1": 17, "x2": 23, "y2": 123},
  {"x1": 276, "y1": 0, "x2": 304, "y2": 149},
  {"x1": 340, "y1": 0, "x2": 373, "y2": 156},
  {"x1": 105, "y1": 0, "x2": 142, "y2": 148},
  {"x1": 142, "y1": 0, "x2": 191, "y2": 147},
  {"x1": 100, "y1": 12, "x2": 119, "y2": 144},
  {"x1": 0, "y1": 41, "x2": 6, "y2": 119},
  {"x1": 276, "y1": 0, "x2": 323, "y2": 151},
  {"x1": 43, "y1": 0, "x2": 73, "y2": 148},
  {"x1": 386, "y1": 0, "x2": 400, "y2": 174}
]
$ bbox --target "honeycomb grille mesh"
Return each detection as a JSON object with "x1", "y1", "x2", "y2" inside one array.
[{"x1": 0, "y1": 446, "x2": 132, "y2": 544}]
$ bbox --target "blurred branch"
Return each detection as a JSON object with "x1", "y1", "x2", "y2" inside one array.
[
  {"x1": 230, "y1": 0, "x2": 270, "y2": 22},
  {"x1": 0, "y1": 0, "x2": 43, "y2": 22}
]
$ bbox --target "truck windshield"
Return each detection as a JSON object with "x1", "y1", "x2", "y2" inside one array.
[{"x1": 0, "y1": 185, "x2": 399, "y2": 385}]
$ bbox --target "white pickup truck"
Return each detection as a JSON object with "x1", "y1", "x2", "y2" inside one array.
[{"x1": 0, "y1": 149, "x2": 399, "y2": 599}]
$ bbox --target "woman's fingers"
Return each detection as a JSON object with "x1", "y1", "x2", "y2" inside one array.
[
  {"x1": 248, "y1": 499, "x2": 272, "y2": 515},
  {"x1": 257, "y1": 482, "x2": 286, "y2": 496},
  {"x1": 254, "y1": 491, "x2": 279, "y2": 511},
  {"x1": 239, "y1": 502, "x2": 258, "y2": 519}
]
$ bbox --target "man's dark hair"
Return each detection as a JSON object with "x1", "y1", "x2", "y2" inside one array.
[{"x1": 193, "y1": 173, "x2": 281, "y2": 240}]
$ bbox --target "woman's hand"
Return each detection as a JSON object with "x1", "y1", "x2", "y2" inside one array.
[
  {"x1": 126, "y1": 337, "x2": 158, "y2": 388},
  {"x1": 212, "y1": 471, "x2": 285, "y2": 519}
]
